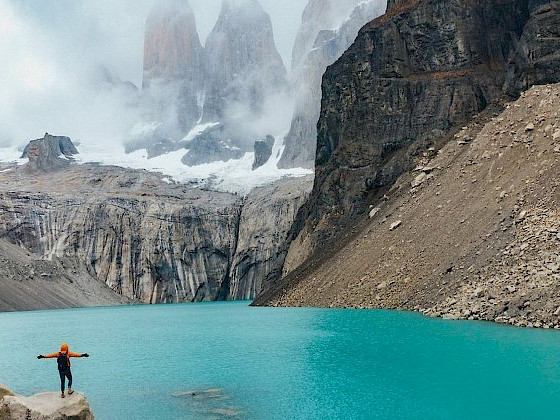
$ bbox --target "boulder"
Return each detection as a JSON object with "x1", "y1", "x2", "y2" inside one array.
[{"x1": 0, "y1": 390, "x2": 93, "y2": 420}]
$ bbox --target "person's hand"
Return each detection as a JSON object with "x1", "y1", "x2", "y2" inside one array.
[
  {"x1": 37, "y1": 355, "x2": 44, "y2": 359},
  {"x1": 82, "y1": 353, "x2": 89, "y2": 357}
]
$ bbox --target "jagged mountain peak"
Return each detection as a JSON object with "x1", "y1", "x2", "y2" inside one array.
[{"x1": 201, "y1": 0, "x2": 287, "y2": 122}]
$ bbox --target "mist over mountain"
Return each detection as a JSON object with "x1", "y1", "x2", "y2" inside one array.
[
  {"x1": 0, "y1": 1, "x2": 304, "y2": 153},
  {"x1": 279, "y1": 0, "x2": 387, "y2": 168},
  {"x1": 0, "y1": 0, "x2": 387, "y2": 187}
]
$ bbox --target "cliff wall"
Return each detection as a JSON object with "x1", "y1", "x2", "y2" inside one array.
[
  {"x1": 280, "y1": 0, "x2": 560, "y2": 277},
  {"x1": 0, "y1": 160, "x2": 310, "y2": 307}
]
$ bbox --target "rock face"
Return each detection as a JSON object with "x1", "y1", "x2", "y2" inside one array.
[
  {"x1": 228, "y1": 175, "x2": 313, "y2": 299},
  {"x1": 202, "y1": 0, "x2": 287, "y2": 123},
  {"x1": 0, "y1": 153, "x2": 311, "y2": 306},
  {"x1": 139, "y1": 0, "x2": 288, "y2": 164},
  {"x1": 142, "y1": 0, "x2": 204, "y2": 133},
  {"x1": 0, "y1": 388, "x2": 93, "y2": 420},
  {"x1": 175, "y1": 0, "x2": 288, "y2": 166},
  {"x1": 0, "y1": 167, "x2": 242, "y2": 304},
  {"x1": 279, "y1": 0, "x2": 560, "y2": 276},
  {"x1": 278, "y1": 0, "x2": 386, "y2": 169},
  {"x1": 21, "y1": 134, "x2": 78, "y2": 172},
  {"x1": 252, "y1": 135, "x2": 275, "y2": 170},
  {"x1": 255, "y1": 82, "x2": 560, "y2": 329}
]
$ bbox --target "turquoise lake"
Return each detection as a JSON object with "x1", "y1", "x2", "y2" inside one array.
[{"x1": 2, "y1": 301, "x2": 560, "y2": 419}]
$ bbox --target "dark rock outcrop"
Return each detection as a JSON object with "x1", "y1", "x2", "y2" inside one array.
[
  {"x1": 181, "y1": 125, "x2": 246, "y2": 166},
  {"x1": 278, "y1": 0, "x2": 385, "y2": 169},
  {"x1": 252, "y1": 135, "x2": 275, "y2": 170},
  {"x1": 266, "y1": 0, "x2": 560, "y2": 294},
  {"x1": 21, "y1": 134, "x2": 78, "y2": 172}
]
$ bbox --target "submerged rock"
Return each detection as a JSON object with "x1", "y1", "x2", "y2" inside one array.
[{"x1": 0, "y1": 389, "x2": 93, "y2": 420}]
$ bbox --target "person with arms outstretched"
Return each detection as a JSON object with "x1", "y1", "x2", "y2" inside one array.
[{"x1": 37, "y1": 343, "x2": 89, "y2": 398}]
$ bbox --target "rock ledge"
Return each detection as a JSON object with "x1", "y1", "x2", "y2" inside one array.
[{"x1": 0, "y1": 385, "x2": 94, "y2": 420}]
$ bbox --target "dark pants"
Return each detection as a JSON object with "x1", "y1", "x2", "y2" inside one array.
[{"x1": 59, "y1": 368, "x2": 72, "y2": 393}]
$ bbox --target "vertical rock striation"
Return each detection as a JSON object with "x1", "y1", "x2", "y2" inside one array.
[
  {"x1": 228, "y1": 175, "x2": 313, "y2": 299},
  {"x1": 0, "y1": 150, "x2": 312, "y2": 305},
  {"x1": 0, "y1": 187, "x2": 242, "y2": 303}
]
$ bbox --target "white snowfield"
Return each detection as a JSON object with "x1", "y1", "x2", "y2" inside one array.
[{"x1": 0, "y1": 132, "x2": 312, "y2": 194}]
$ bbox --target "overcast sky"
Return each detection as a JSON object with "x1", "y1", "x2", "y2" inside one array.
[{"x1": 3, "y1": 0, "x2": 307, "y2": 88}]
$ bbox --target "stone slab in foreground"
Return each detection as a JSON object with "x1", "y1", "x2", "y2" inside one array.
[{"x1": 0, "y1": 384, "x2": 93, "y2": 420}]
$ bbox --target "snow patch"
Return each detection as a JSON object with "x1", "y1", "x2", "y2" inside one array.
[{"x1": 0, "y1": 136, "x2": 312, "y2": 195}]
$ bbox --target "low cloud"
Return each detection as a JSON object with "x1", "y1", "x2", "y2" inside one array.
[{"x1": 0, "y1": 0, "x2": 306, "y2": 151}]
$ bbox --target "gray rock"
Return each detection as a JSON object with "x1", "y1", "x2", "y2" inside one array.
[
  {"x1": 389, "y1": 220, "x2": 402, "y2": 231},
  {"x1": 228, "y1": 176, "x2": 313, "y2": 299},
  {"x1": 368, "y1": 207, "x2": 380, "y2": 219},
  {"x1": 411, "y1": 172, "x2": 427, "y2": 188},
  {"x1": 202, "y1": 0, "x2": 287, "y2": 123},
  {"x1": 182, "y1": 126, "x2": 245, "y2": 166},
  {"x1": 0, "y1": 391, "x2": 93, "y2": 420}
]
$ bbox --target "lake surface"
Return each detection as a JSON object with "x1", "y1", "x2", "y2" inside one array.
[{"x1": 1, "y1": 301, "x2": 560, "y2": 419}]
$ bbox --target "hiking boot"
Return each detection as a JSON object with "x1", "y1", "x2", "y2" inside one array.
[
  {"x1": 68, "y1": 388, "x2": 74, "y2": 395},
  {"x1": 61, "y1": 392, "x2": 65, "y2": 398}
]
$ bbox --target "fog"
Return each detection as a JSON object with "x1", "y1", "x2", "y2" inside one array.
[{"x1": 0, "y1": 0, "x2": 313, "y2": 150}]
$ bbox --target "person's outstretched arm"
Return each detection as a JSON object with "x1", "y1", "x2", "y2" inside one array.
[
  {"x1": 68, "y1": 351, "x2": 89, "y2": 358},
  {"x1": 37, "y1": 352, "x2": 59, "y2": 359}
]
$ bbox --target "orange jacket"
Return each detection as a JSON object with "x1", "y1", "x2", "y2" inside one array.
[{"x1": 43, "y1": 351, "x2": 83, "y2": 367}]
